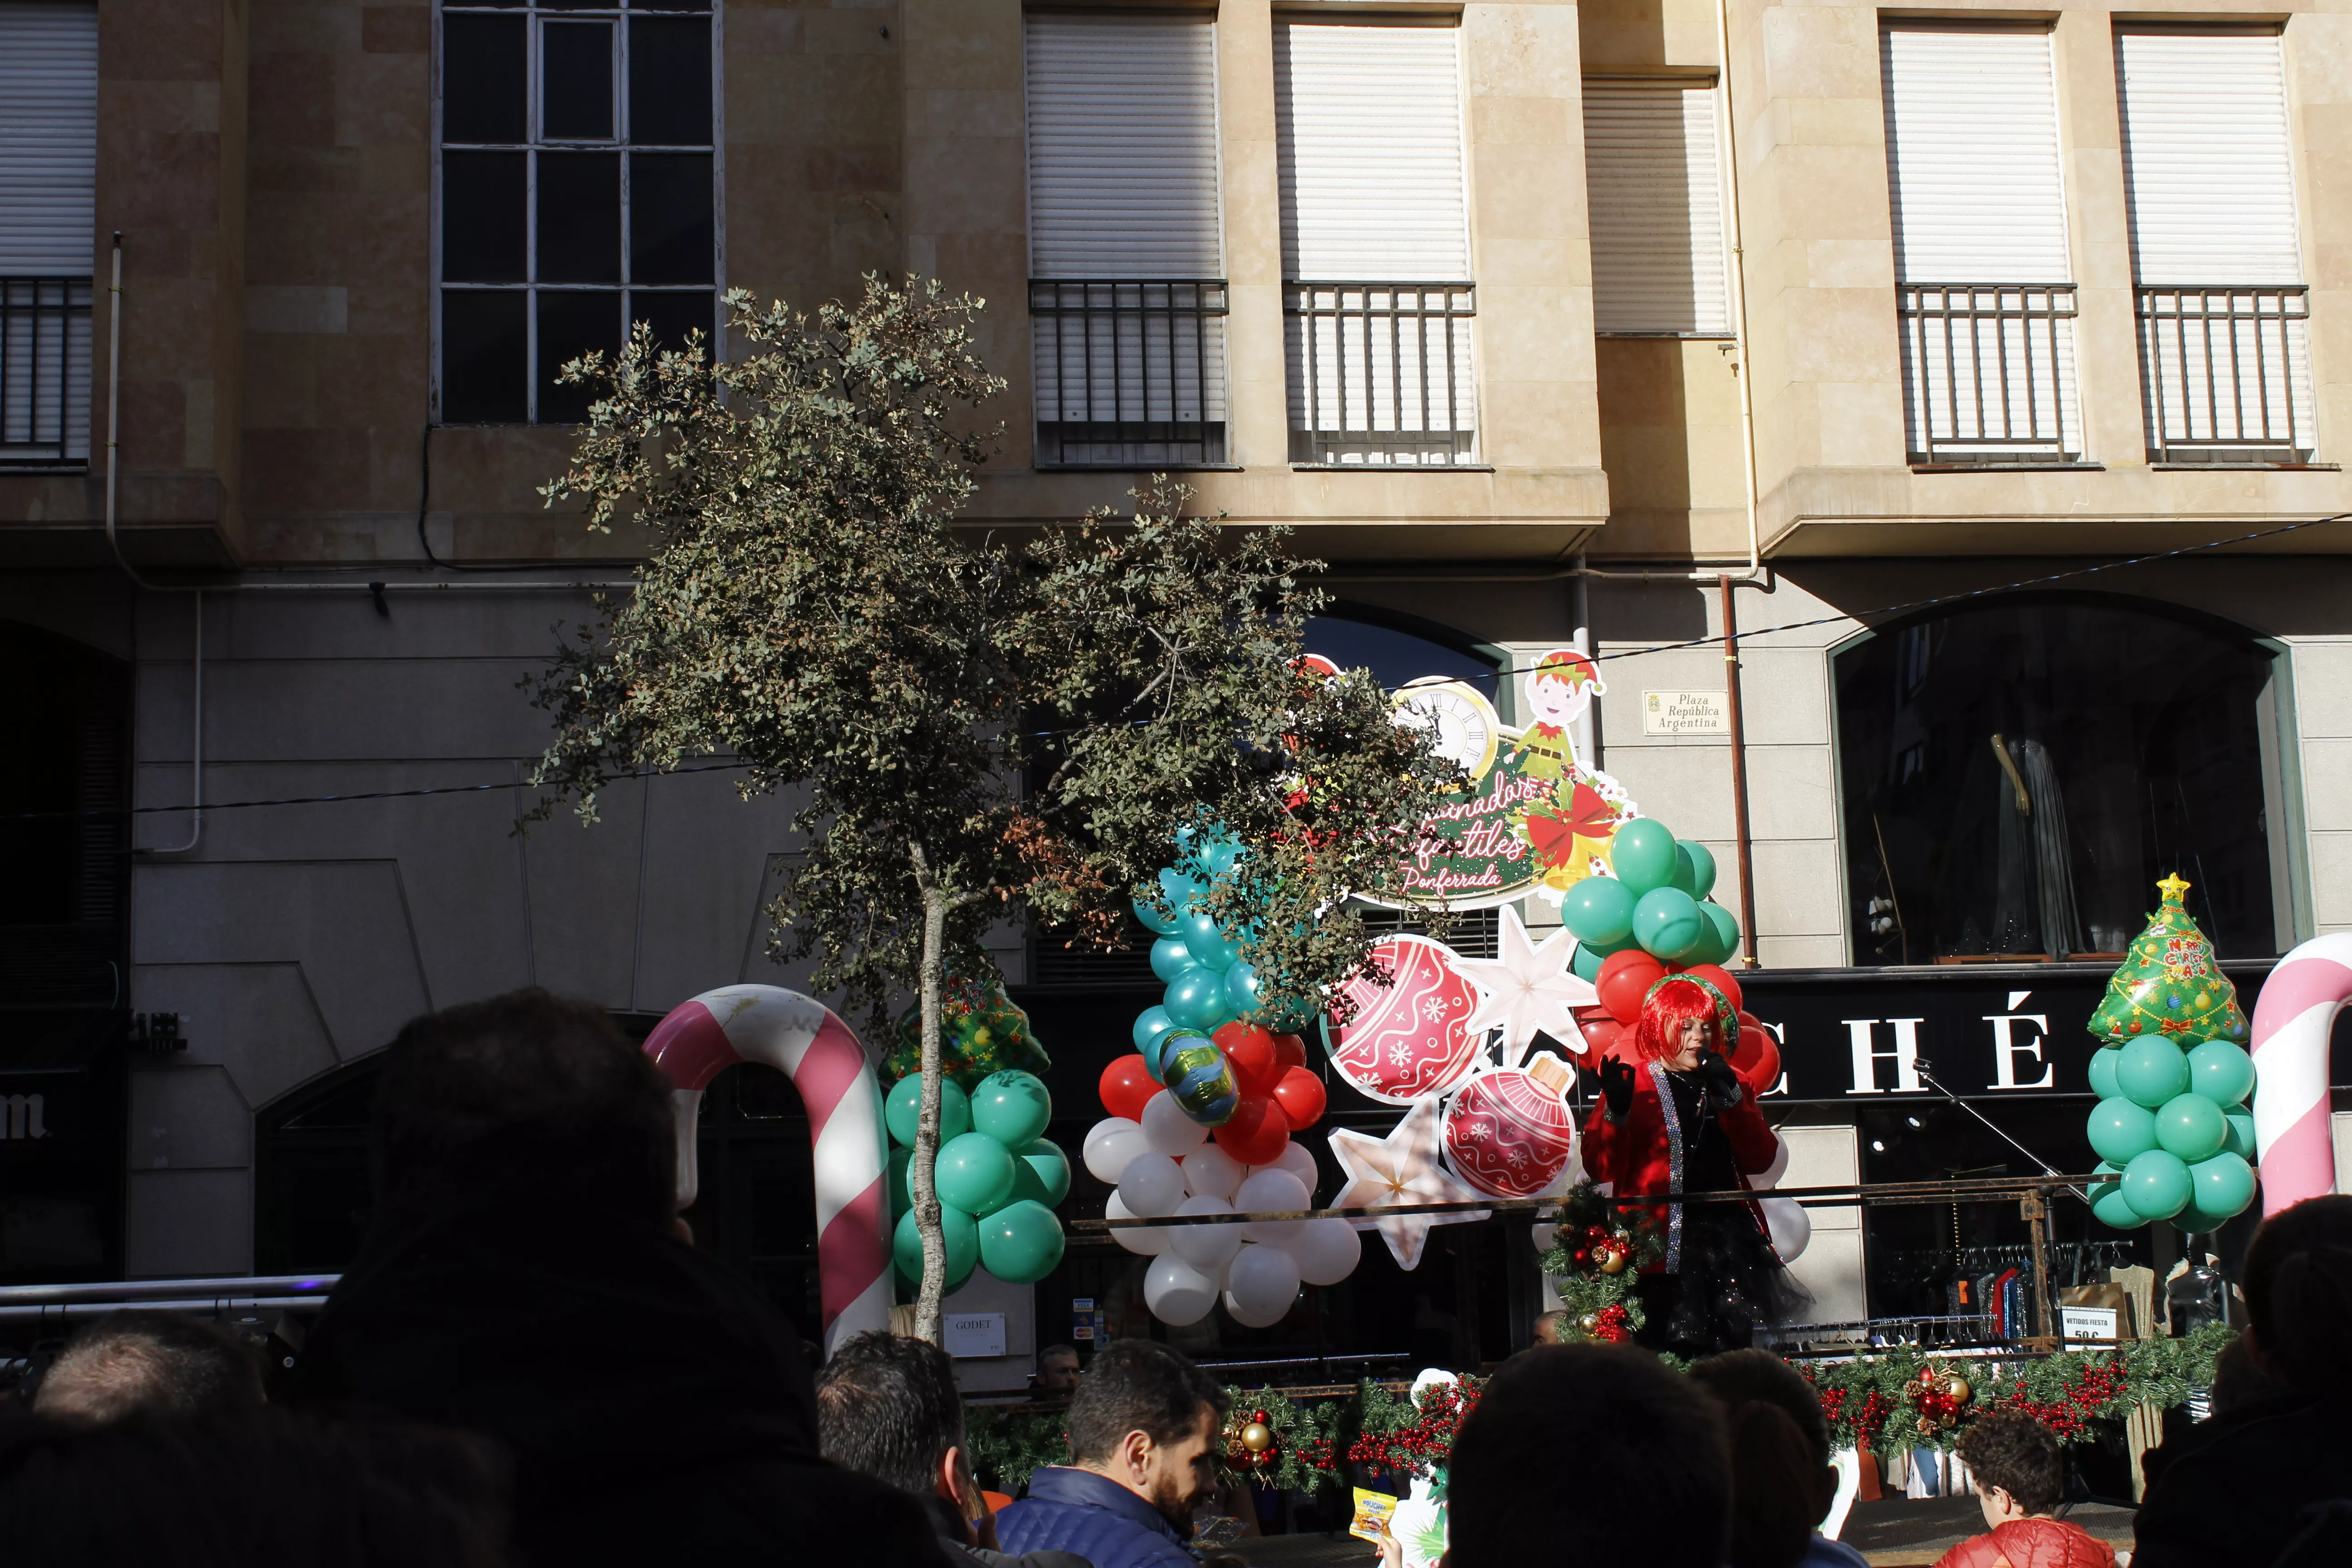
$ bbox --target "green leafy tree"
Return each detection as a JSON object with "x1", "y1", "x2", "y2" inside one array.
[{"x1": 529, "y1": 278, "x2": 1460, "y2": 1341}]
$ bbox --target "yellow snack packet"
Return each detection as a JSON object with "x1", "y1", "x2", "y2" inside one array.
[{"x1": 1348, "y1": 1487, "x2": 1399, "y2": 1544}]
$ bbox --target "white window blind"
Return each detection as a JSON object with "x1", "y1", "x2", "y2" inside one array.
[
  {"x1": 1023, "y1": 13, "x2": 1226, "y2": 466},
  {"x1": 0, "y1": 2, "x2": 97, "y2": 462},
  {"x1": 1583, "y1": 82, "x2": 1729, "y2": 335},
  {"x1": 1275, "y1": 20, "x2": 1477, "y2": 465},
  {"x1": 2118, "y1": 29, "x2": 2312, "y2": 459},
  {"x1": 1882, "y1": 25, "x2": 2079, "y2": 461}
]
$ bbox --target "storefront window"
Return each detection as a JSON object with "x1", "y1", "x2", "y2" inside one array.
[{"x1": 1836, "y1": 596, "x2": 2287, "y2": 965}]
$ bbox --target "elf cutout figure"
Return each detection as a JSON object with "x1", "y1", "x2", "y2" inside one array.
[
  {"x1": 1579, "y1": 975, "x2": 1809, "y2": 1355},
  {"x1": 1509, "y1": 648, "x2": 1603, "y2": 780}
]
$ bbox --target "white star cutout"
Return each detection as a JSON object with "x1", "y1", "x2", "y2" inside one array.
[
  {"x1": 1328, "y1": 1098, "x2": 1490, "y2": 1270},
  {"x1": 1445, "y1": 905, "x2": 1596, "y2": 1068}
]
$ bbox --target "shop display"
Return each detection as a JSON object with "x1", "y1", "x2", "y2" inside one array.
[{"x1": 2250, "y1": 929, "x2": 2352, "y2": 1215}]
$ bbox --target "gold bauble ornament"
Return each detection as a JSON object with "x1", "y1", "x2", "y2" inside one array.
[
  {"x1": 1945, "y1": 1377, "x2": 1972, "y2": 1405},
  {"x1": 1579, "y1": 1313, "x2": 1601, "y2": 1332},
  {"x1": 1240, "y1": 1423, "x2": 1274, "y2": 1453},
  {"x1": 1600, "y1": 1250, "x2": 1627, "y2": 1275}
]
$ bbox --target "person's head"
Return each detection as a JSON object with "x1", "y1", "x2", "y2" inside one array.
[
  {"x1": 1635, "y1": 978, "x2": 1730, "y2": 1070},
  {"x1": 1956, "y1": 1410, "x2": 2062, "y2": 1527},
  {"x1": 813, "y1": 1331, "x2": 974, "y2": 1527},
  {"x1": 1065, "y1": 1340, "x2": 1227, "y2": 1533},
  {"x1": 2243, "y1": 1194, "x2": 2352, "y2": 1394},
  {"x1": 32, "y1": 1312, "x2": 265, "y2": 1425},
  {"x1": 372, "y1": 989, "x2": 675, "y2": 1225},
  {"x1": 1035, "y1": 1345, "x2": 1081, "y2": 1394},
  {"x1": 1688, "y1": 1350, "x2": 1838, "y2": 1568},
  {"x1": 1531, "y1": 1311, "x2": 1566, "y2": 1348},
  {"x1": 1447, "y1": 1346, "x2": 1730, "y2": 1568}
]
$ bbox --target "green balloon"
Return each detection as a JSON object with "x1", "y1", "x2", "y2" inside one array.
[
  {"x1": 1609, "y1": 818, "x2": 1681, "y2": 894},
  {"x1": 885, "y1": 1075, "x2": 972, "y2": 1149},
  {"x1": 2222, "y1": 1108, "x2": 2258, "y2": 1160},
  {"x1": 977, "y1": 1199, "x2": 1067, "y2": 1284},
  {"x1": 2187, "y1": 1150, "x2": 2256, "y2": 1221},
  {"x1": 2091, "y1": 1180, "x2": 2147, "y2": 1230},
  {"x1": 1686, "y1": 902, "x2": 1740, "y2": 967},
  {"x1": 2087, "y1": 1096, "x2": 2160, "y2": 1165},
  {"x1": 1632, "y1": 886, "x2": 1705, "y2": 960},
  {"x1": 1013, "y1": 1139, "x2": 1071, "y2": 1207},
  {"x1": 888, "y1": 1146, "x2": 914, "y2": 1222},
  {"x1": 970, "y1": 1069, "x2": 1053, "y2": 1148},
  {"x1": 2115, "y1": 1038, "x2": 2190, "y2": 1110},
  {"x1": 1670, "y1": 841, "x2": 1719, "y2": 900},
  {"x1": 2087, "y1": 1045, "x2": 2121, "y2": 1102},
  {"x1": 893, "y1": 1203, "x2": 978, "y2": 1290},
  {"x1": 2121, "y1": 1149, "x2": 2192, "y2": 1221},
  {"x1": 935, "y1": 1131, "x2": 1018, "y2": 1215},
  {"x1": 2186, "y1": 1040, "x2": 2256, "y2": 1107},
  {"x1": 2154, "y1": 1092, "x2": 2228, "y2": 1163},
  {"x1": 1561, "y1": 876, "x2": 1637, "y2": 945}
]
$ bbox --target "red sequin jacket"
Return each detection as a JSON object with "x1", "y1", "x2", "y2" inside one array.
[
  {"x1": 1931, "y1": 1519, "x2": 2117, "y2": 1568},
  {"x1": 1577, "y1": 1058, "x2": 1781, "y2": 1273}
]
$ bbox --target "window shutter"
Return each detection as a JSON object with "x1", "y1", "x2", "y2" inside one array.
[
  {"x1": 2117, "y1": 30, "x2": 2299, "y2": 285},
  {"x1": 1583, "y1": 83, "x2": 1729, "y2": 334},
  {"x1": 0, "y1": 3, "x2": 96, "y2": 463},
  {"x1": 1881, "y1": 26, "x2": 2070, "y2": 283},
  {"x1": 1275, "y1": 21, "x2": 1470, "y2": 282}
]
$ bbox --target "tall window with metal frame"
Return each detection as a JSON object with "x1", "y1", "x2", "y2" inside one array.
[
  {"x1": 2117, "y1": 27, "x2": 2315, "y2": 465},
  {"x1": 436, "y1": 1, "x2": 718, "y2": 426},
  {"x1": 1881, "y1": 23, "x2": 2080, "y2": 466},
  {"x1": 0, "y1": 2, "x2": 97, "y2": 466}
]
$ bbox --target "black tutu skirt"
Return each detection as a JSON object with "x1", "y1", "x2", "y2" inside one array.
[{"x1": 1633, "y1": 1207, "x2": 1814, "y2": 1359}]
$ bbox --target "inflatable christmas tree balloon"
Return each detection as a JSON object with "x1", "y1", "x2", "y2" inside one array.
[
  {"x1": 883, "y1": 973, "x2": 1052, "y2": 1090},
  {"x1": 2083, "y1": 876, "x2": 2258, "y2": 1235}
]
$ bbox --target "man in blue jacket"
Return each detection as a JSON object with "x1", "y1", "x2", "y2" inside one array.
[{"x1": 995, "y1": 1341, "x2": 1227, "y2": 1568}]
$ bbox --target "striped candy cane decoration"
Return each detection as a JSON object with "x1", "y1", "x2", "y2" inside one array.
[
  {"x1": 2251, "y1": 933, "x2": 2352, "y2": 1217},
  {"x1": 644, "y1": 985, "x2": 891, "y2": 1352}
]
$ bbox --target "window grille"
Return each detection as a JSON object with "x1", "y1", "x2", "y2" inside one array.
[
  {"x1": 0, "y1": 278, "x2": 92, "y2": 465},
  {"x1": 1897, "y1": 284, "x2": 2080, "y2": 465},
  {"x1": 1029, "y1": 279, "x2": 1230, "y2": 467},
  {"x1": 2136, "y1": 286, "x2": 2313, "y2": 463},
  {"x1": 1284, "y1": 283, "x2": 1479, "y2": 467}
]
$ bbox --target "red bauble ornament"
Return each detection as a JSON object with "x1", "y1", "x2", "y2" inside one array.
[
  {"x1": 1098, "y1": 1053, "x2": 1159, "y2": 1122},
  {"x1": 1270, "y1": 1065, "x2": 1328, "y2": 1128},
  {"x1": 1596, "y1": 950, "x2": 1666, "y2": 1025},
  {"x1": 1212, "y1": 1092, "x2": 1293, "y2": 1166},
  {"x1": 1441, "y1": 1054, "x2": 1578, "y2": 1199},
  {"x1": 1323, "y1": 935, "x2": 1483, "y2": 1104},
  {"x1": 1215, "y1": 1022, "x2": 1281, "y2": 1091}
]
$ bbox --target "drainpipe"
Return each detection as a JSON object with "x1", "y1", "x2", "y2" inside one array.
[{"x1": 1720, "y1": 573, "x2": 1758, "y2": 967}]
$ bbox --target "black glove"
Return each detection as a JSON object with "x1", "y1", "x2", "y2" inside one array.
[
  {"x1": 1695, "y1": 1050, "x2": 1744, "y2": 1107},
  {"x1": 1598, "y1": 1057, "x2": 1637, "y2": 1121}
]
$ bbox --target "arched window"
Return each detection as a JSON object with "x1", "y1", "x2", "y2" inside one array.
[{"x1": 1835, "y1": 595, "x2": 2292, "y2": 965}]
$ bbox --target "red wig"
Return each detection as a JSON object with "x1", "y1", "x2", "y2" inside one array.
[{"x1": 1632, "y1": 977, "x2": 1726, "y2": 1064}]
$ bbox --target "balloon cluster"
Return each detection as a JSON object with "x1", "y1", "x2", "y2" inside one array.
[
  {"x1": 885, "y1": 1069, "x2": 1069, "y2": 1289},
  {"x1": 1132, "y1": 827, "x2": 1317, "y2": 1044},
  {"x1": 884, "y1": 975, "x2": 1051, "y2": 1089},
  {"x1": 1554, "y1": 817, "x2": 1741, "y2": 980},
  {"x1": 2084, "y1": 878, "x2": 2259, "y2": 1233}
]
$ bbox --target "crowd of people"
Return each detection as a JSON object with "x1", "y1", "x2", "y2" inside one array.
[{"x1": 1, "y1": 988, "x2": 2347, "y2": 1567}]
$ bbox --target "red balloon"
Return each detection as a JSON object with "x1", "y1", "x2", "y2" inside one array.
[
  {"x1": 1576, "y1": 1017, "x2": 1625, "y2": 1061},
  {"x1": 1729, "y1": 1013, "x2": 1780, "y2": 1094},
  {"x1": 1098, "y1": 1054, "x2": 1159, "y2": 1122},
  {"x1": 1679, "y1": 963, "x2": 1743, "y2": 1015},
  {"x1": 1213, "y1": 1093, "x2": 1293, "y2": 1166},
  {"x1": 1596, "y1": 950, "x2": 1666, "y2": 1025},
  {"x1": 1215, "y1": 1022, "x2": 1281, "y2": 1091},
  {"x1": 1271, "y1": 1033, "x2": 1309, "y2": 1075},
  {"x1": 1270, "y1": 1065, "x2": 1328, "y2": 1129}
]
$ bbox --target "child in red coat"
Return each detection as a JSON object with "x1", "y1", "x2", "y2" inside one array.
[{"x1": 1934, "y1": 1411, "x2": 2117, "y2": 1568}]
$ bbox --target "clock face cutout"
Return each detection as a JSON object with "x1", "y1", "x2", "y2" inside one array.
[{"x1": 1393, "y1": 679, "x2": 1500, "y2": 783}]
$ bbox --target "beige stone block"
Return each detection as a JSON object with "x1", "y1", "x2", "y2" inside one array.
[
  {"x1": 1759, "y1": 143, "x2": 1892, "y2": 240},
  {"x1": 2312, "y1": 832, "x2": 2352, "y2": 929},
  {"x1": 1736, "y1": 647, "x2": 1830, "y2": 745},
  {"x1": 1750, "y1": 837, "x2": 1845, "y2": 939},
  {"x1": 728, "y1": 9, "x2": 805, "y2": 56},
  {"x1": 1784, "y1": 95, "x2": 1880, "y2": 150},
  {"x1": 904, "y1": 137, "x2": 1022, "y2": 237},
  {"x1": 806, "y1": 8, "x2": 897, "y2": 57},
  {"x1": 1599, "y1": 745, "x2": 1739, "y2": 839},
  {"x1": 1757, "y1": 933, "x2": 1848, "y2": 970},
  {"x1": 2298, "y1": 640, "x2": 2352, "y2": 737},
  {"x1": 2292, "y1": 16, "x2": 2352, "y2": 106},
  {"x1": 1472, "y1": 143, "x2": 1581, "y2": 242},
  {"x1": 1784, "y1": 289, "x2": 1895, "y2": 384},
  {"x1": 245, "y1": 286, "x2": 348, "y2": 334},
  {"x1": 1745, "y1": 744, "x2": 1837, "y2": 840},
  {"x1": 1479, "y1": 235, "x2": 1578, "y2": 290},
  {"x1": 2306, "y1": 740, "x2": 2352, "y2": 831},
  {"x1": 1761, "y1": 7, "x2": 1880, "y2": 101},
  {"x1": 1802, "y1": 239, "x2": 1892, "y2": 291},
  {"x1": 909, "y1": 88, "x2": 1022, "y2": 141},
  {"x1": 1812, "y1": 380, "x2": 1905, "y2": 469},
  {"x1": 1463, "y1": 4, "x2": 1582, "y2": 101},
  {"x1": 251, "y1": 4, "x2": 361, "y2": 55}
]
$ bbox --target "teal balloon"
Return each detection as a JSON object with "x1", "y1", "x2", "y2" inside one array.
[
  {"x1": 1132, "y1": 895, "x2": 1181, "y2": 935},
  {"x1": 2092, "y1": 1180, "x2": 2148, "y2": 1230},
  {"x1": 2121, "y1": 1149, "x2": 2193, "y2": 1221},
  {"x1": 1610, "y1": 818, "x2": 1681, "y2": 894},
  {"x1": 1165, "y1": 969, "x2": 1231, "y2": 1031},
  {"x1": 2187, "y1": 1040, "x2": 2256, "y2": 1107},
  {"x1": 2087, "y1": 1045, "x2": 2122, "y2": 1102},
  {"x1": 1632, "y1": 886, "x2": 1705, "y2": 961},
  {"x1": 888, "y1": 1146, "x2": 914, "y2": 1222},
  {"x1": 2222, "y1": 1108, "x2": 2258, "y2": 1160},
  {"x1": 1562, "y1": 877, "x2": 1637, "y2": 945},
  {"x1": 1180, "y1": 911, "x2": 1242, "y2": 973},
  {"x1": 1015, "y1": 1139, "x2": 1071, "y2": 1207},
  {"x1": 1571, "y1": 941, "x2": 1607, "y2": 983},
  {"x1": 1686, "y1": 902, "x2": 1740, "y2": 967},
  {"x1": 1151, "y1": 1028, "x2": 1211, "y2": 1081},
  {"x1": 935, "y1": 1131, "x2": 1018, "y2": 1215},
  {"x1": 1157, "y1": 867, "x2": 1203, "y2": 915},
  {"x1": 971, "y1": 1070, "x2": 1053, "y2": 1148},
  {"x1": 2087, "y1": 1096, "x2": 2160, "y2": 1165},
  {"x1": 1205, "y1": 838, "x2": 1247, "y2": 878},
  {"x1": 1132, "y1": 1006, "x2": 1181, "y2": 1058},
  {"x1": 2115, "y1": 1038, "x2": 2191, "y2": 1109},
  {"x1": 893, "y1": 1203, "x2": 978, "y2": 1290},
  {"x1": 885, "y1": 1075, "x2": 971, "y2": 1149},
  {"x1": 1162, "y1": 1040, "x2": 1239, "y2": 1127},
  {"x1": 977, "y1": 1199, "x2": 1066, "y2": 1284},
  {"x1": 1670, "y1": 842, "x2": 1719, "y2": 900},
  {"x1": 2154, "y1": 1092, "x2": 2227, "y2": 1163},
  {"x1": 1224, "y1": 962, "x2": 1266, "y2": 1018},
  {"x1": 2188, "y1": 1150, "x2": 2256, "y2": 1222},
  {"x1": 1150, "y1": 936, "x2": 1199, "y2": 983}
]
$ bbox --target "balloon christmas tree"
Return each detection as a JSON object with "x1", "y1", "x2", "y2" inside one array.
[
  {"x1": 884, "y1": 1066, "x2": 1071, "y2": 1289},
  {"x1": 2083, "y1": 876, "x2": 2259, "y2": 1233}
]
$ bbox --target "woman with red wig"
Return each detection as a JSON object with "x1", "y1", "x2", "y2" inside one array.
[{"x1": 1580, "y1": 975, "x2": 1808, "y2": 1356}]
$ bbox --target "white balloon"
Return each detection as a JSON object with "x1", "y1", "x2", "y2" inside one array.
[
  {"x1": 1287, "y1": 1216, "x2": 1362, "y2": 1286},
  {"x1": 1530, "y1": 1223, "x2": 1558, "y2": 1254},
  {"x1": 1759, "y1": 1134, "x2": 1791, "y2": 1189},
  {"x1": 1181, "y1": 1144, "x2": 1246, "y2": 1201},
  {"x1": 1118, "y1": 1152, "x2": 1188, "y2": 1218},
  {"x1": 1224, "y1": 1241, "x2": 1301, "y2": 1325},
  {"x1": 1141, "y1": 1091, "x2": 1210, "y2": 1156},
  {"x1": 1145, "y1": 1254, "x2": 1220, "y2": 1326},
  {"x1": 1106, "y1": 1191, "x2": 1168, "y2": 1255},
  {"x1": 1761, "y1": 1196, "x2": 1811, "y2": 1262},
  {"x1": 1235, "y1": 1168, "x2": 1311, "y2": 1244},
  {"x1": 1167, "y1": 1194, "x2": 1242, "y2": 1270},
  {"x1": 1083, "y1": 1118, "x2": 1147, "y2": 1184},
  {"x1": 1270, "y1": 1140, "x2": 1321, "y2": 1191}
]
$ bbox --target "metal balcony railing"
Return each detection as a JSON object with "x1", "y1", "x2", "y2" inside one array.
[
  {"x1": 2137, "y1": 285, "x2": 2314, "y2": 464},
  {"x1": 1897, "y1": 283, "x2": 2080, "y2": 465},
  {"x1": 1, "y1": 276, "x2": 94, "y2": 466},
  {"x1": 1029, "y1": 279, "x2": 1229, "y2": 467},
  {"x1": 1284, "y1": 281, "x2": 1479, "y2": 467}
]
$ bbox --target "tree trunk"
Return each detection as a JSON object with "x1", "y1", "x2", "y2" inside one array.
[{"x1": 910, "y1": 846, "x2": 951, "y2": 1345}]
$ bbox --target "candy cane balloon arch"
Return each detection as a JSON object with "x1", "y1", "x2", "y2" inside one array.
[
  {"x1": 2252, "y1": 933, "x2": 2352, "y2": 1216},
  {"x1": 644, "y1": 985, "x2": 892, "y2": 1352}
]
